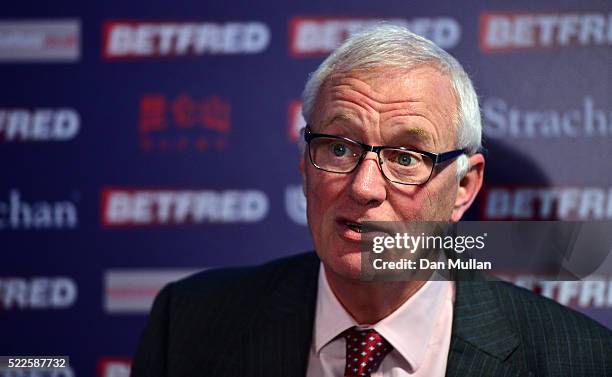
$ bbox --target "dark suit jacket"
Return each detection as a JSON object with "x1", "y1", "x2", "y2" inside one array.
[{"x1": 131, "y1": 252, "x2": 612, "y2": 377}]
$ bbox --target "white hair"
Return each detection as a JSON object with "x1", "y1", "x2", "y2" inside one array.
[{"x1": 299, "y1": 24, "x2": 482, "y2": 180}]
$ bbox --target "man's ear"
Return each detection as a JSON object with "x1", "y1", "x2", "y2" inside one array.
[{"x1": 451, "y1": 154, "x2": 485, "y2": 222}]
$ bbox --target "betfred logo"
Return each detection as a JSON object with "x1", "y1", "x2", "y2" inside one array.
[
  {"x1": 0, "y1": 189, "x2": 78, "y2": 230},
  {"x1": 288, "y1": 100, "x2": 305, "y2": 142},
  {"x1": 481, "y1": 186, "x2": 612, "y2": 220},
  {"x1": 139, "y1": 93, "x2": 230, "y2": 152},
  {"x1": 289, "y1": 17, "x2": 461, "y2": 57},
  {"x1": 102, "y1": 21, "x2": 270, "y2": 60},
  {"x1": 0, "y1": 276, "x2": 77, "y2": 310},
  {"x1": 104, "y1": 269, "x2": 200, "y2": 313},
  {"x1": 0, "y1": 108, "x2": 80, "y2": 142},
  {"x1": 101, "y1": 188, "x2": 269, "y2": 227},
  {"x1": 501, "y1": 275, "x2": 612, "y2": 309},
  {"x1": 98, "y1": 358, "x2": 131, "y2": 377},
  {"x1": 0, "y1": 20, "x2": 79, "y2": 62},
  {"x1": 480, "y1": 12, "x2": 612, "y2": 52}
]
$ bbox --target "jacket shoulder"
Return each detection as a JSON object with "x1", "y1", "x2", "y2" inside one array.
[
  {"x1": 490, "y1": 280, "x2": 610, "y2": 333},
  {"x1": 490, "y1": 280, "x2": 612, "y2": 373},
  {"x1": 131, "y1": 252, "x2": 319, "y2": 377},
  {"x1": 169, "y1": 251, "x2": 318, "y2": 300},
  {"x1": 159, "y1": 251, "x2": 319, "y2": 334}
]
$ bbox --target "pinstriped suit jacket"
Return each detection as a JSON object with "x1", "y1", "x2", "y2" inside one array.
[{"x1": 131, "y1": 252, "x2": 612, "y2": 377}]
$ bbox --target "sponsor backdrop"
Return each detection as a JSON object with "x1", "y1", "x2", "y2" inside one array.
[{"x1": 1, "y1": 0, "x2": 611, "y2": 376}]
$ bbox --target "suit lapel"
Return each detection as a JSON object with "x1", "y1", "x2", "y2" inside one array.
[
  {"x1": 446, "y1": 279, "x2": 531, "y2": 377},
  {"x1": 239, "y1": 253, "x2": 320, "y2": 377}
]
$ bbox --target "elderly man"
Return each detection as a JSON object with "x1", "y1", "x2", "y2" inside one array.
[{"x1": 131, "y1": 25, "x2": 611, "y2": 377}]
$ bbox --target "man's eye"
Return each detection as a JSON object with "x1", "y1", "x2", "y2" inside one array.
[
  {"x1": 331, "y1": 143, "x2": 349, "y2": 157},
  {"x1": 397, "y1": 153, "x2": 415, "y2": 166}
]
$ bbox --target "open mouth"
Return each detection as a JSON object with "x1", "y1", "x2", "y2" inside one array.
[
  {"x1": 345, "y1": 221, "x2": 363, "y2": 233},
  {"x1": 341, "y1": 219, "x2": 393, "y2": 236}
]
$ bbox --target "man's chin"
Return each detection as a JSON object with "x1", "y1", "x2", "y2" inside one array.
[{"x1": 322, "y1": 253, "x2": 364, "y2": 283}]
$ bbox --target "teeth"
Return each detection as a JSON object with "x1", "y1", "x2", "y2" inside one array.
[{"x1": 346, "y1": 222, "x2": 362, "y2": 233}]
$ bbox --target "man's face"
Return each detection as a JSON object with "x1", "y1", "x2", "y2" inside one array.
[{"x1": 301, "y1": 65, "x2": 462, "y2": 281}]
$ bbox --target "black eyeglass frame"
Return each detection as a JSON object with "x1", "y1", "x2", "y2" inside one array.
[{"x1": 303, "y1": 125, "x2": 467, "y2": 186}]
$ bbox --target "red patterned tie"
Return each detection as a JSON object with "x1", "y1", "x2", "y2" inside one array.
[{"x1": 343, "y1": 327, "x2": 393, "y2": 377}]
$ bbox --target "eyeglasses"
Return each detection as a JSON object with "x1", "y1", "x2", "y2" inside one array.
[{"x1": 303, "y1": 125, "x2": 466, "y2": 186}]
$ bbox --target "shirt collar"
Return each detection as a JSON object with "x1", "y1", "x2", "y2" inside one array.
[
  {"x1": 313, "y1": 264, "x2": 356, "y2": 354},
  {"x1": 313, "y1": 262, "x2": 453, "y2": 372}
]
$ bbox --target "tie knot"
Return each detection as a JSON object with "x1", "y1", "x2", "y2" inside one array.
[{"x1": 343, "y1": 327, "x2": 393, "y2": 377}]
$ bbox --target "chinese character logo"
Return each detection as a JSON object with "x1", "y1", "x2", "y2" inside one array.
[{"x1": 139, "y1": 93, "x2": 230, "y2": 152}]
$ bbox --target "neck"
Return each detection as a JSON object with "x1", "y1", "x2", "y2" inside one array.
[{"x1": 324, "y1": 267, "x2": 425, "y2": 324}]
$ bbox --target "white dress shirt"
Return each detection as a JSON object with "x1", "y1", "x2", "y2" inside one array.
[{"x1": 306, "y1": 264, "x2": 455, "y2": 377}]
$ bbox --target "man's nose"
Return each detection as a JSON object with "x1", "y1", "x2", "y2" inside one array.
[{"x1": 348, "y1": 152, "x2": 387, "y2": 206}]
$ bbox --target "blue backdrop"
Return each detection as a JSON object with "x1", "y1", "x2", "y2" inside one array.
[{"x1": 1, "y1": 1, "x2": 611, "y2": 376}]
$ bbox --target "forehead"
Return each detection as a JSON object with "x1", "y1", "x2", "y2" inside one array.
[{"x1": 312, "y1": 65, "x2": 458, "y2": 149}]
